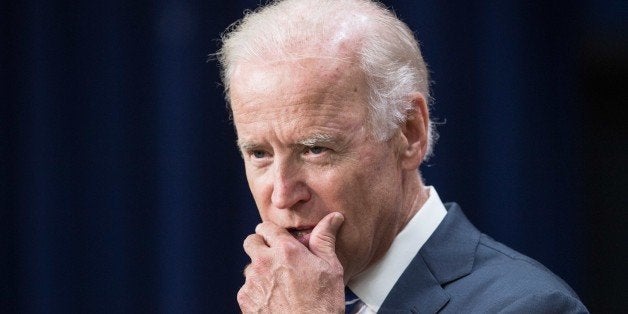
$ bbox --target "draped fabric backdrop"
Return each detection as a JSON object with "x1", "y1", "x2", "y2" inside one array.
[{"x1": 3, "y1": 0, "x2": 626, "y2": 312}]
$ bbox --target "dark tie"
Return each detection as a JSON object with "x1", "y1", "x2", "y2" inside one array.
[{"x1": 345, "y1": 287, "x2": 360, "y2": 313}]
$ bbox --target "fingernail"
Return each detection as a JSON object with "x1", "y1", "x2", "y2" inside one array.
[{"x1": 332, "y1": 212, "x2": 344, "y2": 226}]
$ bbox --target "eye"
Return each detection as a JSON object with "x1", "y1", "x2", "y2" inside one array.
[
  {"x1": 251, "y1": 150, "x2": 267, "y2": 158},
  {"x1": 306, "y1": 146, "x2": 327, "y2": 155}
]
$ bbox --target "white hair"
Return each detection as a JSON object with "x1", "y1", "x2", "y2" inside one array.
[{"x1": 216, "y1": 0, "x2": 437, "y2": 160}]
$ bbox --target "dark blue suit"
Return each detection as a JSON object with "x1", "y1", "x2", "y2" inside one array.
[{"x1": 379, "y1": 203, "x2": 588, "y2": 313}]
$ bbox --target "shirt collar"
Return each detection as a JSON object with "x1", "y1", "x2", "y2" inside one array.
[{"x1": 347, "y1": 186, "x2": 447, "y2": 312}]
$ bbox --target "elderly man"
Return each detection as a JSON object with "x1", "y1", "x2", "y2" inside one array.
[{"x1": 216, "y1": 0, "x2": 587, "y2": 312}]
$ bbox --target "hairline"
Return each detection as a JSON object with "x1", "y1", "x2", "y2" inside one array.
[{"x1": 218, "y1": 0, "x2": 436, "y2": 159}]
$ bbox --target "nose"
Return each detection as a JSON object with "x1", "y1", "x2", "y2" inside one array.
[{"x1": 270, "y1": 160, "x2": 310, "y2": 210}]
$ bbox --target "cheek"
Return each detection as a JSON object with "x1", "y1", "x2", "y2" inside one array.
[
  {"x1": 245, "y1": 167, "x2": 273, "y2": 218},
  {"x1": 328, "y1": 153, "x2": 402, "y2": 242},
  {"x1": 308, "y1": 166, "x2": 358, "y2": 209}
]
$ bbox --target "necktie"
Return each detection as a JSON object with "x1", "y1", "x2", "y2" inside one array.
[{"x1": 345, "y1": 287, "x2": 360, "y2": 313}]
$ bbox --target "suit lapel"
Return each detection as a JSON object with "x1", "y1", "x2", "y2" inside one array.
[
  {"x1": 379, "y1": 254, "x2": 449, "y2": 313},
  {"x1": 379, "y1": 203, "x2": 481, "y2": 313}
]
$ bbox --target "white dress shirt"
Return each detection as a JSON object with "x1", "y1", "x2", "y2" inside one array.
[{"x1": 347, "y1": 186, "x2": 447, "y2": 313}]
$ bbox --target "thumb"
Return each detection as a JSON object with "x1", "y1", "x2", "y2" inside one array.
[{"x1": 309, "y1": 212, "x2": 344, "y2": 262}]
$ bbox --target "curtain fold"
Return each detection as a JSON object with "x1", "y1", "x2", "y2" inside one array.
[{"x1": 3, "y1": 0, "x2": 624, "y2": 312}]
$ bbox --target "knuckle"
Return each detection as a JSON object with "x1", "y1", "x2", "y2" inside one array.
[
  {"x1": 243, "y1": 263, "x2": 253, "y2": 277},
  {"x1": 311, "y1": 233, "x2": 335, "y2": 248},
  {"x1": 318, "y1": 232, "x2": 335, "y2": 244},
  {"x1": 248, "y1": 257, "x2": 271, "y2": 273},
  {"x1": 243, "y1": 234, "x2": 258, "y2": 248},
  {"x1": 276, "y1": 240, "x2": 299, "y2": 256},
  {"x1": 237, "y1": 287, "x2": 252, "y2": 310},
  {"x1": 255, "y1": 222, "x2": 265, "y2": 232},
  {"x1": 255, "y1": 222, "x2": 271, "y2": 234},
  {"x1": 257, "y1": 221, "x2": 282, "y2": 236},
  {"x1": 236, "y1": 287, "x2": 246, "y2": 302}
]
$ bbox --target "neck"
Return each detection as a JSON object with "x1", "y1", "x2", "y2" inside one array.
[
  {"x1": 397, "y1": 170, "x2": 430, "y2": 233},
  {"x1": 344, "y1": 170, "x2": 429, "y2": 283}
]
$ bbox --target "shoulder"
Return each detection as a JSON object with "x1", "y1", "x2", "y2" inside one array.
[
  {"x1": 473, "y1": 233, "x2": 576, "y2": 295},
  {"x1": 391, "y1": 203, "x2": 588, "y2": 313},
  {"x1": 443, "y1": 233, "x2": 588, "y2": 313}
]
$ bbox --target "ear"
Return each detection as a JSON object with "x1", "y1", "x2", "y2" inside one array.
[{"x1": 398, "y1": 93, "x2": 429, "y2": 170}]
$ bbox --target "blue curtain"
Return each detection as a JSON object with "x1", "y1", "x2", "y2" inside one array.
[{"x1": 3, "y1": 0, "x2": 625, "y2": 312}]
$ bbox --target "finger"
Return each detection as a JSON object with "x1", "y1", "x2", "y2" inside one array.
[
  {"x1": 243, "y1": 263, "x2": 251, "y2": 278},
  {"x1": 308, "y1": 212, "x2": 344, "y2": 262},
  {"x1": 243, "y1": 233, "x2": 268, "y2": 258},
  {"x1": 237, "y1": 284, "x2": 259, "y2": 313},
  {"x1": 237, "y1": 287, "x2": 251, "y2": 312},
  {"x1": 254, "y1": 221, "x2": 296, "y2": 247}
]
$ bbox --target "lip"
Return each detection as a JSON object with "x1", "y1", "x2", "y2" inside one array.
[{"x1": 287, "y1": 226, "x2": 315, "y2": 248}]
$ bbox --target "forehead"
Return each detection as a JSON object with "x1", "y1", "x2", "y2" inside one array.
[
  {"x1": 230, "y1": 57, "x2": 363, "y2": 101},
  {"x1": 229, "y1": 58, "x2": 369, "y2": 135}
]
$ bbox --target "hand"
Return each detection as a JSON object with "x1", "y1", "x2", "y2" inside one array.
[{"x1": 237, "y1": 212, "x2": 345, "y2": 313}]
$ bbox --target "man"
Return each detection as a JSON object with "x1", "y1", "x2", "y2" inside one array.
[{"x1": 216, "y1": 0, "x2": 588, "y2": 312}]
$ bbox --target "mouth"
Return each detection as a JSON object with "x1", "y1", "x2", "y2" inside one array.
[{"x1": 287, "y1": 227, "x2": 314, "y2": 248}]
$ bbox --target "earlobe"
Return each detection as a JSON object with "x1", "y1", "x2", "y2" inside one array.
[{"x1": 399, "y1": 93, "x2": 429, "y2": 170}]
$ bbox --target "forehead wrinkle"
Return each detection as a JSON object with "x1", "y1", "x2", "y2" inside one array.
[
  {"x1": 231, "y1": 57, "x2": 371, "y2": 151},
  {"x1": 231, "y1": 55, "x2": 362, "y2": 102}
]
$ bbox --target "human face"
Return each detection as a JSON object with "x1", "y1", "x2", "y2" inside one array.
[{"x1": 230, "y1": 58, "x2": 409, "y2": 280}]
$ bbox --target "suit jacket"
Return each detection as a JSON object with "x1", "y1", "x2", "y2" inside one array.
[{"x1": 378, "y1": 203, "x2": 588, "y2": 313}]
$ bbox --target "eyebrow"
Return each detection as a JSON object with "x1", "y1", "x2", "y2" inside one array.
[
  {"x1": 236, "y1": 139, "x2": 258, "y2": 153},
  {"x1": 297, "y1": 133, "x2": 336, "y2": 147},
  {"x1": 236, "y1": 132, "x2": 339, "y2": 152}
]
